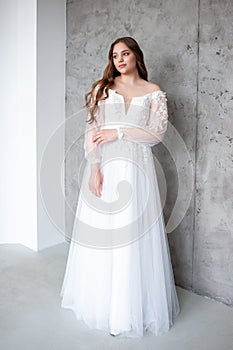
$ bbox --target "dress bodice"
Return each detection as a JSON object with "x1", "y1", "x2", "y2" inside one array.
[
  {"x1": 84, "y1": 87, "x2": 169, "y2": 165},
  {"x1": 99, "y1": 88, "x2": 167, "y2": 130}
]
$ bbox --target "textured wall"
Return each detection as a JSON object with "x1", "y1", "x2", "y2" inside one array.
[
  {"x1": 66, "y1": 0, "x2": 233, "y2": 306},
  {"x1": 193, "y1": 0, "x2": 233, "y2": 305}
]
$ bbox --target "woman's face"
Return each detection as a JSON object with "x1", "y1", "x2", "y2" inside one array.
[{"x1": 112, "y1": 42, "x2": 137, "y2": 74}]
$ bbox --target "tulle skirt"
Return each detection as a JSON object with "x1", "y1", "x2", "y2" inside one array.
[{"x1": 60, "y1": 143, "x2": 180, "y2": 337}]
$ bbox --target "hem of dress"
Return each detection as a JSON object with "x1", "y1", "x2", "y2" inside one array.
[{"x1": 60, "y1": 299, "x2": 180, "y2": 338}]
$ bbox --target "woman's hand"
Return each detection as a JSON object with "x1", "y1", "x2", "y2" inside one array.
[
  {"x1": 92, "y1": 128, "x2": 118, "y2": 145},
  {"x1": 88, "y1": 165, "x2": 103, "y2": 197}
]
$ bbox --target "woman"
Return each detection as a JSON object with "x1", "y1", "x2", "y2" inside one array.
[{"x1": 60, "y1": 36, "x2": 180, "y2": 338}]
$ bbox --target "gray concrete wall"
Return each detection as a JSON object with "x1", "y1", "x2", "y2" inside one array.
[
  {"x1": 193, "y1": 0, "x2": 233, "y2": 305},
  {"x1": 66, "y1": 0, "x2": 233, "y2": 306}
]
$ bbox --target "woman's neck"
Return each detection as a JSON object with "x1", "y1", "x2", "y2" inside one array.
[{"x1": 115, "y1": 71, "x2": 141, "y2": 87}]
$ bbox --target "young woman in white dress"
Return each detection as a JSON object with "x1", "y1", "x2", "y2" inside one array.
[{"x1": 60, "y1": 36, "x2": 180, "y2": 338}]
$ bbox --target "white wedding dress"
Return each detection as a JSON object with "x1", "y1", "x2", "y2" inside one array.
[{"x1": 60, "y1": 86, "x2": 180, "y2": 338}]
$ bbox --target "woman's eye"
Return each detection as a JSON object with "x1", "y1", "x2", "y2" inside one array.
[{"x1": 113, "y1": 52, "x2": 129, "y2": 60}]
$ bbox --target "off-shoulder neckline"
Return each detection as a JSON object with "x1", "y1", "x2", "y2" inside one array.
[
  {"x1": 108, "y1": 88, "x2": 166, "y2": 116},
  {"x1": 108, "y1": 88, "x2": 166, "y2": 99}
]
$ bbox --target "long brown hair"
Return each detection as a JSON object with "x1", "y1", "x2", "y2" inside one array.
[{"x1": 84, "y1": 36, "x2": 148, "y2": 124}]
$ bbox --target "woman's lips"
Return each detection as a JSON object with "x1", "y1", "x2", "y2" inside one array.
[{"x1": 118, "y1": 64, "x2": 126, "y2": 68}]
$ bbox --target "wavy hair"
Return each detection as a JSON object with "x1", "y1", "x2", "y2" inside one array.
[{"x1": 84, "y1": 36, "x2": 148, "y2": 124}]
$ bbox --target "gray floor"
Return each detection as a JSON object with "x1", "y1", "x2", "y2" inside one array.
[{"x1": 0, "y1": 242, "x2": 232, "y2": 350}]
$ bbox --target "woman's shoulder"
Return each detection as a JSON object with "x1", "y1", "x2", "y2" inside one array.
[
  {"x1": 144, "y1": 81, "x2": 162, "y2": 93},
  {"x1": 144, "y1": 82, "x2": 168, "y2": 101}
]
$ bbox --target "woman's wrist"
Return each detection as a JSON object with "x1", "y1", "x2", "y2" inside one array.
[{"x1": 91, "y1": 162, "x2": 100, "y2": 172}]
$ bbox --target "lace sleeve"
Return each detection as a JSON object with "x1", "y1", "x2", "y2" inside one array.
[
  {"x1": 121, "y1": 91, "x2": 169, "y2": 147},
  {"x1": 84, "y1": 85, "x2": 102, "y2": 164},
  {"x1": 84, "y1": 116, "x2": 101, "y2": 164}
]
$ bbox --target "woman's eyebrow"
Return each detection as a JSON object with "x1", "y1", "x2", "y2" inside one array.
[{"x1": 113, "y1": 49, "x2": 129, "y2": 54}]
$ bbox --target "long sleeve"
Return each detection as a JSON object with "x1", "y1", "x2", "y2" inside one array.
[
  {"x1": 84, "y1": 85, "x2": 103, "y2": 164},
  {"x1": 120, "y1": 91, "x2": 169, "y2": 147},
  {"x1": 84, "y1": 116, "x2": 102, "y2": 164}
]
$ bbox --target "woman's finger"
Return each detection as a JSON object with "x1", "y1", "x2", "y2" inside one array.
[
  {"x1": 93, "y1": 134, "x2": 102, "y2": 143},
  {"x1": 96, "y1": 180, "x2": 102, "y2": 197}
]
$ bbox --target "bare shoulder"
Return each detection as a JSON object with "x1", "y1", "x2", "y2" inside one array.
[{"x1": 146, "y1": 81, "x2": 162, "y2": 92}]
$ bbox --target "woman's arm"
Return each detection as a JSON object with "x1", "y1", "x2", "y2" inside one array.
[
  {"x1": 119, "y1": 91, "x2": 169, "y2": 147},
  {"x1": 84, "y1": 85, "x2": 104, "y2": 197},
  {"x1": 92, "y1": 91, "x2": 169, "y2": 148},
  {"x1": 84, "y1": 84, "x2": 103, "y2": 165},
  {"x1": 84, "y1": 120, "x2": 102, "y2": 165}
]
